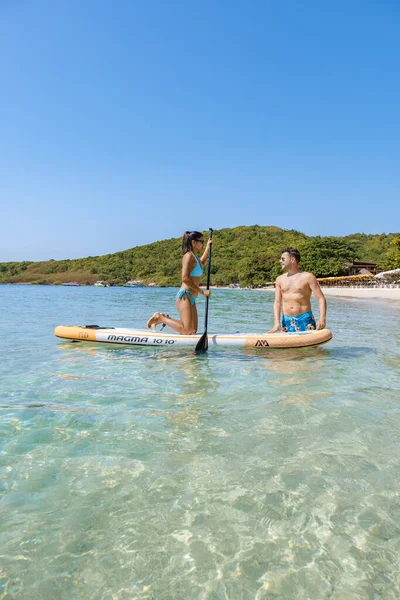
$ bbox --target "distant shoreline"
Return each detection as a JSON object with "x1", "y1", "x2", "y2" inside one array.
[{"x1": 4, "y1": 282, "x2": 400, "y2": 300}]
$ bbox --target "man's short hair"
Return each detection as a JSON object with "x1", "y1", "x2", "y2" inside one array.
[{"x1": 281, "y1": 248, "x2": 301, "y2": 263}]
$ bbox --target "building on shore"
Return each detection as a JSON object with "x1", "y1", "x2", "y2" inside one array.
[{"x1": 343, "y1": 261, "x2": 377, "y2": 276}]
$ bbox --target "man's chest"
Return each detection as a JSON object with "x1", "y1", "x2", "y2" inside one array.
[{"x1": 281, "y1": 277, "x2": 309, "y2": 294}]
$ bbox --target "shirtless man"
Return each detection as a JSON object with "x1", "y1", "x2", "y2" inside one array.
[{"x1": 268, "y1": 248, "x2": 327, "y2": 333}]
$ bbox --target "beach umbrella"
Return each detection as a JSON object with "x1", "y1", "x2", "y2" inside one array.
[{"x1": 375, "y1": 268, "x2": 400, "y2": 279}]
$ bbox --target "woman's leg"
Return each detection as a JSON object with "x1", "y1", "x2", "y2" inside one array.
[
  {"x1": 192, "y1": 302, "x2": 198, "y2": 333},
  {"x1": 147, "y1": 295, "x2": 198, "y2": 334},
  {"x1": 175, "y1": 296, "x2": 197, "y2": 334}
]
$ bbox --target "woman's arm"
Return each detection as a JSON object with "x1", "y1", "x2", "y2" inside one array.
[{"x1": 199, "y1": 238, "x2": 212, "y2": 267}]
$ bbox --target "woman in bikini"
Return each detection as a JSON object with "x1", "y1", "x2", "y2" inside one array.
[{"x1": 146, "y1": 230, "x2": 212, "y2": 334}]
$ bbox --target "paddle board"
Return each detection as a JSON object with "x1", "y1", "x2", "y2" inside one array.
[{"x1": 54, "y1": 325, "x2": 332, "y2": 349}]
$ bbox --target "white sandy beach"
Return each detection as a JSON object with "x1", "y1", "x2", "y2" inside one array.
[
  {"x1": 319, "y1": 287, "x2": 400, "y2": 299},
  {"x1": 254, "y1": 286, "x2": 400, "y2": 299}
]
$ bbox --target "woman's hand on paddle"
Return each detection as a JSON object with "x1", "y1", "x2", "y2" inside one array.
[
  {"x1": 202, "y1": 289, "x2": 211, "y2": 298},
  {"x1": 200, "y1": 238, "x2": 213, "y2": 265}
]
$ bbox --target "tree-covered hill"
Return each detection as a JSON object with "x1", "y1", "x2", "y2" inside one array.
[{"x1": 1, "y1": 226, "x2": 399, "y2": 286}]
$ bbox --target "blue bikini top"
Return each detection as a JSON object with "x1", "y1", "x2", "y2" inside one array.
[{"x1": 189, "y1": 252, "x2": 204, "y2": 276}]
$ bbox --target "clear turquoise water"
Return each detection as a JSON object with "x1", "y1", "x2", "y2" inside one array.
[{"x1": 1, "y1": 284, "x2": 400, "y2": 600}]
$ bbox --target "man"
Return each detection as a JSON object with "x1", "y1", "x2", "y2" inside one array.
[{"x1": 268, "y1": 248, "x2": 327, "y2": 333}]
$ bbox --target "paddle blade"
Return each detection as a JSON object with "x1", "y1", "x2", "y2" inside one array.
[{"x1": 195, "y1": 331, "x2": 208, "y2": 353}]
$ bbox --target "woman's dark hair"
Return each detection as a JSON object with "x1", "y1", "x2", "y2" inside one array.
[
  {"x1": 182, "y1": 231, "x2": 203, "y2": 254},
  {"x1": 281, "y1": 247, "x2": 301, "y2": 263}
]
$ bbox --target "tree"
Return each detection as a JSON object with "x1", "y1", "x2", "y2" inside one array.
[
  {"x1": 381, "y1": 236, "x2": 400, "y2": 270},
  {"x1": 1, "y1": 226, "x2": 399, "y2": 284},
  {"x1": 297, "y1": 237, "x2": 356, "y2": 277},
  {"x1": 238, "y1": 255, "x2": 275, "y2": 286}
]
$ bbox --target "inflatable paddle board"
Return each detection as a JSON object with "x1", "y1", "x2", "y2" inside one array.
[{"x1": 54, "y1": 325, "x2": 332, "y2": 349}]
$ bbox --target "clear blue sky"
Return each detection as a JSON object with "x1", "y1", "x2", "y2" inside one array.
[{"x1": 1, "y1": 0, "x2": 399, "y2": 262}]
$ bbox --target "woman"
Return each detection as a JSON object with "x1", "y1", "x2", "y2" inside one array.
[{"x1": 146, "y1": 230, "x2": 212, "y2": 334}]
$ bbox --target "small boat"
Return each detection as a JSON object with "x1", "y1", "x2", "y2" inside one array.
[
  {"x1": 62, "y1": 282, "x2": 80, "y2": 286},
  {"x1": 94, "y1": 281, "x2": 106, "y2": 287},
  {"x1": 123, "y1": 281, "x2": 144, "y2": 288},
  {"x1": 54, "y1": 325, "x2": 333, "y2": 349}
]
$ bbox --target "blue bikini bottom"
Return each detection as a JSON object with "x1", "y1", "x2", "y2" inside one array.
[{"x1": 176, "y1": 289, "x2": 196, "y2": 305}]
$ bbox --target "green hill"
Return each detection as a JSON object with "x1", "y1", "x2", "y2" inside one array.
[{"x1": 1, "y1": 226, "x2": 399, "y2": 286}]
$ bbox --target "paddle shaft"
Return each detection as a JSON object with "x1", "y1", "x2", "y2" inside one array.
[
  {"x1": 203, "y1": 229, "x2": 213, "y2": 330},
  {"x1": 195, "y1": 228, "x2": 213, "y2": 353}
]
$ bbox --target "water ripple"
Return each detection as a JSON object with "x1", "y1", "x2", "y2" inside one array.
[{"x1": 1, "y1": 286, "x2": 400, "y2": 598}]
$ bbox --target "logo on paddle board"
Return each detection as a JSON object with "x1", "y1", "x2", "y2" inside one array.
[{"x1": 255, "y1": 339, "x2": 270, "y2": 347}]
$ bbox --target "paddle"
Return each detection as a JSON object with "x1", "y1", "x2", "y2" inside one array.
[{"x1": 195, "y1": 228, "x2": 213, "y2": 353}]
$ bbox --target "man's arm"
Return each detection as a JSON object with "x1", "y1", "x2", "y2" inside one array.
[
  {"x1": 309, "y1": 274, "x2": 326, "y2": 330},
  {"x1": 268, "y1": 279, "x2": 282, "y2": 333}
]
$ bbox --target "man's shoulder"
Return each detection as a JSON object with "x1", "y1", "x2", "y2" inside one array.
[
  {"x1": 301, "y1": 272, "x2": 321, "y2": 290},
  {"x1": 301, "y1": 271, "x2": 317, "y2": 280}
]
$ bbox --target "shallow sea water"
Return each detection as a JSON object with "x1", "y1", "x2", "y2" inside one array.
[{"x1": 0, "y1": 285, "x2": 400, "y2": 600}]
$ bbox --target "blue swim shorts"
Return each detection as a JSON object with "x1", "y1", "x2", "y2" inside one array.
[
  {"x1": 176, "y1": 289, "x2": 196, "y2": 305},
  {"x1": 281, "y1": 310, "x2": 316, "y2": 332}
]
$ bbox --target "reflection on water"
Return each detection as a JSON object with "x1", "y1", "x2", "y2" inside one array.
[
  {"x1": 0, "y1": 286, "x2": 400, "y2": 598},
  {"x1": 327, "y1": 346, "x2": 378, "y2": 359}
]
